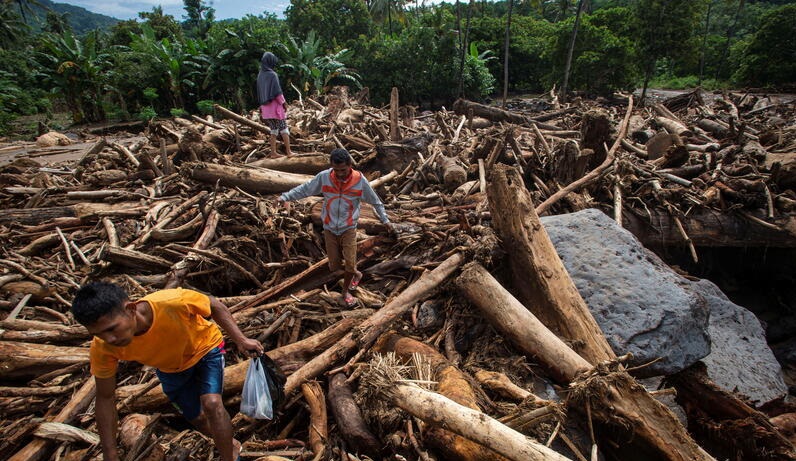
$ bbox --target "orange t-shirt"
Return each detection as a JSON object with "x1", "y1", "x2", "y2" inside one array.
[{"x1": 89, "y1": 289, "x2": 223, "y2": 379}]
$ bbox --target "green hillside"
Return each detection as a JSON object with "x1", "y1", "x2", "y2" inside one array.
[{"x1": 26, "y1": 0, "x2": 118, "y2": 34}]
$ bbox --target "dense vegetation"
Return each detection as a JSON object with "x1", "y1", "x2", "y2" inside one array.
[{"x1": 0, "y1": 0, "x2": 793, "y2": 135}]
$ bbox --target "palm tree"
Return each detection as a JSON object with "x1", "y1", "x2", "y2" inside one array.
[
  {"x1": 502, "y1": 0, "x2": 514, "y2": 108},
  {"x1": 369, "y1": 0, "x2": 406, "y2": 36},
  {"x1": 560, "y1": 0, "x2": 587, "y2": 103}
]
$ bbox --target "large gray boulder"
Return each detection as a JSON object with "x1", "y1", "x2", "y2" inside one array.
[
  {"x1": 693, "y1": 279, "x2": 788, "y2": 405},
  {"x1": 541, "y1": 208, "x2": 711, "y2": 376},
  {"x1": 539, "y1": 208, "x2": 787, "y2": 405}
]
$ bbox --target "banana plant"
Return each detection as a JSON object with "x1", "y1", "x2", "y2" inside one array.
[
  {"x1": 35, "y1": 29, "x2": 115, "y2": 122},
  {"x1": 203, "y1": 27, "x2": 264, "y2": 111},
  {"x1": 127, "y1": 23, "x2": 208, "y2": 110},
  {"x1": 276, "y1": 31, "x2": 362, "y2": 97}
]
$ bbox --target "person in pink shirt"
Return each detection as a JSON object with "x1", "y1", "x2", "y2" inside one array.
[{"x1": 257, "y1": 52, "x2": 292, "y2": 157}]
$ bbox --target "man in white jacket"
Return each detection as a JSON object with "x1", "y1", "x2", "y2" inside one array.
[{"x1": 279, "y1": 148, "x2": 393, "y2": 307}]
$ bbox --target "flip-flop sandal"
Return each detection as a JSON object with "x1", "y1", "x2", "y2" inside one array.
[
  {"x1": 343, "y1": 292, "x2": 357, "y2": 308},
  {"x1": 349, "y1": 274, "x2": 362, "y2": 291}
]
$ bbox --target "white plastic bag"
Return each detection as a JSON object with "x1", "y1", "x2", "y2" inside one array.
[{"x1": 240, "y1": 357, "x2": 274, "y2": 419}]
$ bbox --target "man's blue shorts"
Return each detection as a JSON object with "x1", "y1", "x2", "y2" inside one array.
[{"x1": 156, "y1": 344, "x2": 225, "y2": 421}]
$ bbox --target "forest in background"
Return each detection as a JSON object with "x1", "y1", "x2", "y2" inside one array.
[{"x1": 0, "y1": 0, "x2": 794, "y2": 135}]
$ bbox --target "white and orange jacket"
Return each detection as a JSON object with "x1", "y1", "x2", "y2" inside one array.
[{"x1": 280, "y1": 168, "x2": 389, "y2": 235}]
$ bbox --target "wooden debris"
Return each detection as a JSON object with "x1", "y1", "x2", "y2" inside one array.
[{"x1": 1, "y1": 89, "x2": 794, "y2": 461}]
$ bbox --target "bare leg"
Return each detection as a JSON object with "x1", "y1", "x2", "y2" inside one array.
[
  {"x1": 281, "y1": 132, "x2": 292, "y2": 157},
  {"x1": 268, "y1": 133, "x2": 281, "y2": 158},
  {"x1": 192, "y1": 394, "x2": 238, "y2": 461},
  {"x1": 342, "y1": 270, "x2": 361, "y2": 301}
]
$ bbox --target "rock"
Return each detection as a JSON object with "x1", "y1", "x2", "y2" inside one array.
[
  {"x1": 35, "y1": 131, "x2": 72, "y2": 147},
  {"x1": 541, "y1": 208, "x2": 711, "y2": 377},
  {"x1": 541, "y1": 208, "x2": 787, "y2": 405},
  {"x1": 694, "y1": 279, "x2": 788, "y2": 405}
]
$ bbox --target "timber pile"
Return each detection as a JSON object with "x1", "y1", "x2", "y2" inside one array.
[{"x1": 1, "y1": 86, "x2": 795, "y2": 461}]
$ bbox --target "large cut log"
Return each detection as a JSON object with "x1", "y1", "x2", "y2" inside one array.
[
  {"x1": 623, "y1": 207, "x2": 796, "y2": 248},
  {"x1": 452, "y1": 99, "x2": 560, "y2": 131},
  {"x1": 301, "y1": 381, "x2": 327, "y2": 459},
  {"x1": 365, "y1": 358, "x2": 573, "y2": 461},
  {"x1": 118, "y1": 318, "x2": 359, "y2": 411},
  {"x1": 284, "y1": 252, "x2": 466, "y2": 395},
  {"x1": 249, "y1": 153, "x2": 330, "y2": 175},
  {"x1": 213, "y1": 104, "x2": 270, "y2": 133},
  {"x1": 456, "y1": 262, "x2": 714, "y2": 461},
  {"x1": 0, "y1": 341, "x2": 89, "y2": 379},
  {"x1": 7, "y1": 378, "x2": 96, "y2": 461},
  {"x1": 327, "y1": 373, "x2": 381, "y2": 458},
  {"x1": 119, "y1": 414, "x2": 166, "y2": 461},
  {"x1": 455, "y1": 263, "x2": 590, "y2": 383},
  {"x1": 437, "y1": 155, "x2": 467, "y2": 191},
  {"x1": 0, "y1": 202, "x2": 149, "y2": 225},
  {"x1": 183, "y1": 162, "x2": 313, "y2": 195},
  {"x1": 666, "y1": 363, "x2": 796, "y2": 461},
  {"x1": 374, "y1": 332, "x2": 511, "y2": 461},
  {"x1": 0, "y1": 319, "x2": 89, "y2": 343},
  {"x1": 99, "y1": 246, "x2": 173, "y2": 272},
  {"x1": 486, "y1": 164, "x2": 615, "y2": 364}
]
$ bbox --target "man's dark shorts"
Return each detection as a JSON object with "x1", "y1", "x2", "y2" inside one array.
[{"x1": 156, "y1": 344, "x2": 225, "y2": 420}]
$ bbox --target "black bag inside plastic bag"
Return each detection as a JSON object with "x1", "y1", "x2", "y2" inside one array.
[{"x1": 240, "y1": 354, "x2": 286, "y2": 419}]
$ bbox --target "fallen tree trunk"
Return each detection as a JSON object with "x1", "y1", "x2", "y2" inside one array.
[
  {"x1": 213, "y1": 104, "x2": 270, "y2": 134},
  {"x1": 666, "y1": 363, "x2": 796, "y2": 460},
  {"x1": 452, "y1": 99, "x2": 561, "y2": 131},
  {"x1": 249, "y1": 153, "x2": 330, "y2": 175},
  {"x1": 0, "y1": 342, "x2": 89, "y2": 379},
  {"x1": 0, "y1": 202, "x2": 148, "y2": 225},
  {"x1": 486, "y1": 164, "x2": 615, "y2": 364},
  {"x1": 365, "y1": 366, "x2": 573, "y2": 461},
  {"x1": 301, "y1": 381, "x2": 327, "y2": 460},
  {"x1": 457, "y1": 262, "x2": 714, "y2": 461},
  {"x1": 283, "y1": 252, "x2": 466, "y2": 395},
  {"x1": 183, "y1": 162, "x2": 313, "y2": 195},
  {"x1": 374, "y1": 332, "x2": 511, "y2": 461},
  {"x1": 327, "y1": 373, "x2": 381, "y2": 458},
  {"x1": 99, "y1": 246, "x2": 173, "y2": 272},
  {"x1": 456, "y1": 263, "x2": 591, "y2": 382},
  {"x1": 623, "y1": 207, "x2": 796, "y2": 248}
]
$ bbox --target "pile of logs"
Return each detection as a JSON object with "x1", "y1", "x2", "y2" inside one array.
[{"x1": 1, "y1": 86, "x2": 795, "y2": 461}]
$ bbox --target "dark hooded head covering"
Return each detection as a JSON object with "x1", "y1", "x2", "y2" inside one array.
[{"x1": 257, "y1": 52, "x2": 283, "y2": 105}]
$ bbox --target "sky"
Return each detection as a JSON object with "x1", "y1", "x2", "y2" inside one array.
[{"x1": 54, "y1": 1, "x2": 293, "y2": 21}]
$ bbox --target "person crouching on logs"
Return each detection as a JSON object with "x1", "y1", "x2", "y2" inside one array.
[{"x1": 71, "y1": 282, "x2": 263, "y2": 461}]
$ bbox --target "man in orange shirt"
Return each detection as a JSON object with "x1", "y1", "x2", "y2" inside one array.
[{"x1": 71, "y1": 282, "x2": 263, "y2": 461}]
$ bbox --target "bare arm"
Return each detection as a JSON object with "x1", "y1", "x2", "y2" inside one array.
[
  {"x1": 94, "y1": 376, "x2": 120, "y2": 461},
  {"x1": 209, "y1": 296, "x2": 264, "y2": 356}
]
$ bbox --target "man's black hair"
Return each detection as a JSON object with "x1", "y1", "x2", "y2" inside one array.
[
  {"x1": 330, "y1": 148, "x2": 352, "y2": 165},
  {"x1": 71, "y1": 281, "x2": 129, "y2": 326}
]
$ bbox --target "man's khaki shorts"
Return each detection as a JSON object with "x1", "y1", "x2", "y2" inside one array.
[{"x1": 324, "y1": 228, "x2": 357, "y2": 274}]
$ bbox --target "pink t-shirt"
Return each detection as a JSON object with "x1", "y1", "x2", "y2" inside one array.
[{"x1": 260, "y1": 93, "x2": 286, "y2": 120}]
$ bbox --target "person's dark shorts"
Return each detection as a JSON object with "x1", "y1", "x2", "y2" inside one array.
[
  {"x1": 264, "y1": 118, "x2": 289, "y2": 135},
  {"x1": 156, "y1": 344, "x2": 225, "y2": 420}
]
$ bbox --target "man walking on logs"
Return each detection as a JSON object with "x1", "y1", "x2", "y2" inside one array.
[
  {"x1": 279, "y1": 148, "x2": 395, "y2": 307},
  {"x1": 71, "y1": 282, "x2": 263, "y2": 461}
]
